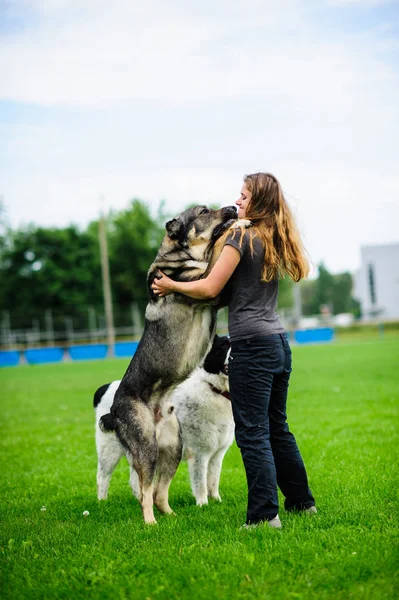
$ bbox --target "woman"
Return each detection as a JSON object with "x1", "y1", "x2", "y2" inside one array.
[{"x1": 151, "y1": 172, "x2": 316, "y2": 528}]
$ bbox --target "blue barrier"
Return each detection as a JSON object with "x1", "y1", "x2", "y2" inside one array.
[
  {"x1": 294, "y1": 328, "x2": 334, "y2": 344},
  {"x1": 1, "y1": 342, "x2": 138, "y2": 367},
  {"x1": 25, "y1": 347, "x2": 64, "y2": 365},
  {"x1": 2, "y1": 329, "x2": 336, "y2": 367},
  {"x1": 69, "y1": 344, "x2": 108, "y2": 361},
  {"x1": 0, "y1": 350, "x2": 20, "y2": 367},
  {"x1": 114, "y1": 341, "x2": 139, "y2": 358}
]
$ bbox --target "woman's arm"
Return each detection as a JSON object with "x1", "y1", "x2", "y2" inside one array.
[{"x1": 151, "y1": 244, "x2": 241, "y2": 299}]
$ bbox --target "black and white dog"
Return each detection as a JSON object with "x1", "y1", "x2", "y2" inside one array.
[
  {"x1": 172, "y1": 335, "x2": 234, "y2": 506},
  {"x1": 93, "y1": 335, "x2": 234, "y2": 509}
]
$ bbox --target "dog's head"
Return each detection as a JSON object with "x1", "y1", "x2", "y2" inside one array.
[
  {"x1": 165, "y1": 205, "x2": 237, "y2": 257},
  {"x1": 203, "y1": 334, "x2": 230, "y2": 377},
  {"x1": 148, "y1": 205, "x2": 237, "y2": 301}
]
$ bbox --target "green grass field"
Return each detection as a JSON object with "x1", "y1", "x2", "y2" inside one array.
[{"x1": 1, "y1": 337, "x2": 398, "y2": 600}]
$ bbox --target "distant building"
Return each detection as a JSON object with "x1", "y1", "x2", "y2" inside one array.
[{"x1": 354, "y1": 243, "x2": 399, "y2": 320}]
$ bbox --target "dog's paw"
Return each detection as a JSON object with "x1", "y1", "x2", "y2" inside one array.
[
  {"x1": 196, "y1": 497, "x2": 209, "y2": 507},
  {"x1": 208, "y1": 493, "x2": 222, "y2": 502},
  {"x1": 231, "y1": 219, "x2": 252, "y2": 229}
]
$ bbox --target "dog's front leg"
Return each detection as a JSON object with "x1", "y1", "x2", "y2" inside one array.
[
  {"x1": 205, "y1": 218, "x2": 253, "y2": 275},
  {"x1": 188, "y1": 454, "x2": 210, "y2": 506},
  {"x1": 207, "y1": 447, "x2": 228, "y2": 502}
]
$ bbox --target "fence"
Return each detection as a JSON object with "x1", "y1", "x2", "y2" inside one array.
[
  {"x1": 1, "y1": 305, "x2": 342, "y2": 367},
  {"x1": 0, "y1": 328, "x2": 336, "y2": 367},
  {"x1": 2, "y1": 306, "x2": 308, "y2": 350},
  {"x1": 0, "y1": 305, "x2": 146, "y2": 350}
]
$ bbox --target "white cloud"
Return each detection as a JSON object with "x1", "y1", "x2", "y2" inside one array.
[{"x1": 2, "y1": 1, "x2": 304, "y2": 107}]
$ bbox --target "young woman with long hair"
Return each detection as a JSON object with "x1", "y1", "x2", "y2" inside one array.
[{"x1": 151, "y1": 172, "x2": 316, "y2": 528}]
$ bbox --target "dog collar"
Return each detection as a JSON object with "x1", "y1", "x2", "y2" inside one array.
[{"x1": 209, "y1": 383, "x2": 231, "y2": 401}]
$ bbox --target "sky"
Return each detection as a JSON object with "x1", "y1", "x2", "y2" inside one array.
[{"x1": 1, "y1": 0, "x2": 398, "y2": 275}]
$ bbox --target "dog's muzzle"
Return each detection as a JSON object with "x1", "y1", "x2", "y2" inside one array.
[
  {"x1": 212, "y1": 206, "x2": 238, "y2": 239},
  {"x1": 222, "y1": 205, "x2": 238, "y2": 219},
  {"x1": 212, "y1": 216, "x2": 238, "y2": 241}
]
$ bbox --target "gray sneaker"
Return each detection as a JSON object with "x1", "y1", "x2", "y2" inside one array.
[
  {"x1": 268, "y1": 515, "x2": 283, "y2": 528},
  {"x1": 241, "y1": 515, "x2": 282, "y2": 530},
  {"x1": 304, "y1": 506, "x2": 317, "y2": 514}
]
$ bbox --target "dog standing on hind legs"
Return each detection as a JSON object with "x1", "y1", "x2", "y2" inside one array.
[{"x1": 98, "y1": 204, "x2": 244, "y2": 524}]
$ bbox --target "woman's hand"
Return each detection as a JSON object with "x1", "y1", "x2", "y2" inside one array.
[{"x1": 151, "y1": 271, "x2": 176, "y2": 297}]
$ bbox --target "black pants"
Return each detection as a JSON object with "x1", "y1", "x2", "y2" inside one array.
[{"x1": 229, "y1": 333, "x2": 315, "y2": 524}]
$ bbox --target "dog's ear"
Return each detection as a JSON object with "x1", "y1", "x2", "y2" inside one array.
[
  {"x1": 166, "y1": 218, "x2": 188, "y2": 247},
  {"x1": 166, "y1": 218, "x2": 184, "y2": 240}
]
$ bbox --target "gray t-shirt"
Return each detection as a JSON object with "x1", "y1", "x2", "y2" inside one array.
[{"x1": 224, "y1": 229, "x2": 284, "y2": 341}]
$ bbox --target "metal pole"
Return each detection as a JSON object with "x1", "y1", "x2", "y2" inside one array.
[
  {"x1": 99, "y1": 213, "x2": 115, "y2": 357},
  {"x1": 32, "y1": 319, "x2": 40, "y2": 346},
  {"x1": 88, "y1": 306, "x2": 96, "y2": 341},
  {"x1": 45, "y1": 309, "x2": 54, "y2": 346},
  {"x1": 65, "y1": 316, "x2": 74, "y2": 343},
  {"x1": 2, "y1": 310, "x2": 11, "y2": 349}
]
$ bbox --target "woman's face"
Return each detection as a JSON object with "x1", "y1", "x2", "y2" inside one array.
[{"x1": 236, "y1": 184, "x2": 252, "y2": 218}]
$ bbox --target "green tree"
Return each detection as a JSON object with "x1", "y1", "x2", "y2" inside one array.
[
  {"x1": 107, "y1": 199, "x2": 167, "y2": 318},
  {"x1": 0, "y1": 224, "x2": 102, "y2": 331},
  {"x1": 331, "y1": 272, "x2": 352, "y2": 314},
  {"x1": 301, "y1": 278, "x2": 317, "y2": 316},
  {"x1": 300, "y1": 264, "x2": 360, "y2": 317},
  {"x1": 0, "y1": 199, "x2": 173, "y2": 335}
]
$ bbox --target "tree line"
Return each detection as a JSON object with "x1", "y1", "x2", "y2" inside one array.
[{"x1": 0, "y1": 199, "x2": 360, "y2": 335}]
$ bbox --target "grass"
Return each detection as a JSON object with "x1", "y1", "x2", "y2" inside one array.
[{"x1": 0, "y1": 337, "x2": 398, "y2": 599}]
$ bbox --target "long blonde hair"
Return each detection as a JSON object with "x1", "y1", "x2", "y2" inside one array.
[{"x1": 234, "y1": 172, "x2": 309, "y2": 282}]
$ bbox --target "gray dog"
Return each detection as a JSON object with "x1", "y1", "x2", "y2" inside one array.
[{"x1": 99, "y1": 205, "x2": 238, "y2": 523}]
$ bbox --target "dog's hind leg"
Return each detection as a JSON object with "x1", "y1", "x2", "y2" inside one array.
[
  {"x1": 139, "y1": 469, "x2": 157, "y2": 525},
  {"x1": 125, "y1": 449, "x2": 158, "y2": 524},
  {"x1": 153, "y1": 471, "x2": 175, "y2": 515},
  {"x1": 153, "y1": 413, "x2": 182, "y2": 515},
  {"x1": 117, "y1": 402, "x2": 159, "y2": 524},
  {"x1": 188, "y1": 454, "x2": 210, "y2": 506},
  {"x1": 153, "y1": 443, "x2": 182, "y2": 515},
  {"x1": 207, "y1": 447, "x2": 228, "y2": 502}
]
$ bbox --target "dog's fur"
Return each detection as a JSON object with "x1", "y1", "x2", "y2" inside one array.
[
  {"x1": 94, "y1": 335, "x2": 234, "y2": 508},
  {"x1": 172, "y1": 334, "x2": 234, "y2": 506},
  {"x1": 99, "y1": 205, "x2": 242, "y2": 523}
]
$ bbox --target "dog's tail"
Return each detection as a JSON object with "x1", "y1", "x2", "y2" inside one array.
[{"x1": 99, "y1": 413, "x2": 116, "y2": 433}]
